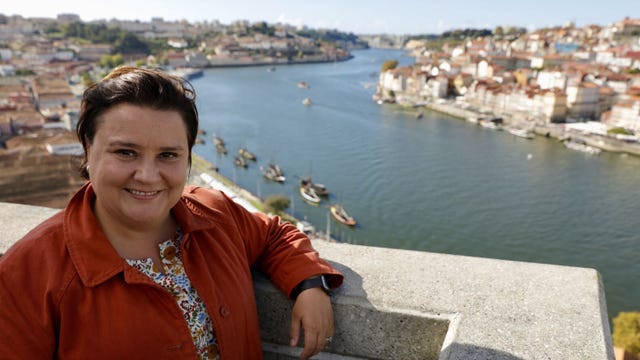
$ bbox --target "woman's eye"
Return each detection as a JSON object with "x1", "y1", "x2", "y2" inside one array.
[
  {"x1": 115, "y1": 149, "x2": 136, "y2": 157},
  {"x1": 160, "y1": 152, "x2": 178, "y2": 159}
]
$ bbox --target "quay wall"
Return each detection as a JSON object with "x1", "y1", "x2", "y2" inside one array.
[
  {"x1": 0, "y1": 201, "x2": 615, "y2": 359},
  {"x1": 423, "y1": 100, "x2": 640, "y2": 157}
]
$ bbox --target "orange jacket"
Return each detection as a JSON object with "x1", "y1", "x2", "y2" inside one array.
[{"x1": 0, "y1": 183, "x2": 343, "y2": 359}]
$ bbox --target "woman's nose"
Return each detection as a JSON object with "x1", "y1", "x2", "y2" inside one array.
[{"x1": 133, "y1": 159, "x2": 160, "y2": 182}]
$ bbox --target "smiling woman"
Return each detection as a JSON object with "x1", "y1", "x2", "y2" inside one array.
[{"x1": 0, "y1": 66, "x2": 343, "y2": 360}]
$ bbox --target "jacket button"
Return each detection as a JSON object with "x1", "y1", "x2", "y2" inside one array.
[{"x1": 219, "y1": 306, "x2": 231, "y2": 317}]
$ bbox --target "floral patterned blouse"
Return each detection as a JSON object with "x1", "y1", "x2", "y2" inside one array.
[{"x1": 126, "y1": 228, "x2": 220, "y2": 359}]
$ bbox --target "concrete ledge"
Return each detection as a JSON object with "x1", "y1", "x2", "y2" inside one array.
[
  {"x1": 0, "y1": 202, "x2": 615, "y2": 359},
  {"x1": 0, "y1": 202, "x2": 59, "y2": 254}
]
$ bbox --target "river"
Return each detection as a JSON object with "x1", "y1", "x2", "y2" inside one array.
[{"x1": 190, "y1": 49, "x2": 639, "y2": 321}]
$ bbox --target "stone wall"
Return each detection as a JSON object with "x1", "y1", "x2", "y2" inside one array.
[{"x1": 0, "y1": 202, "x2": 615, "y2": 359}]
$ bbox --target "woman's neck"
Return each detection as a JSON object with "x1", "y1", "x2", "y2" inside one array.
[{"x1": 94, "y1": 207, "x2": 178, "y2": 264}]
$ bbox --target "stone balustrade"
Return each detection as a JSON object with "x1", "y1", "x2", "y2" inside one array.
[{"x1": 0, "y1": 202, "x2": 614, "y2": 359}]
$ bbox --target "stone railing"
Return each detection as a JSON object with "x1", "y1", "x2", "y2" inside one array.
[{"x1": 1, "y1": 202, "x2": 615, "y2": 359}]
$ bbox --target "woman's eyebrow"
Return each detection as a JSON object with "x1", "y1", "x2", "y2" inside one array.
[{"x1": 108, "y1": 141, "x2": 185, "y2": 151}]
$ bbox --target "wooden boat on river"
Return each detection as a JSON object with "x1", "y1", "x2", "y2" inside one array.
[
  {"x1": 300, "y1": 186, "x2": 321, "y2": 204},
  {"x1": 213, "y1": 136, "x2": 227, "y2": 154},
  {"x1": 234, "y1": 155, "x2": 248, "y2": 168},
  {"x1": 300, "y1": 176, "x2": 329, "y2": 197},
  {"x1": 261, "y1": 163, "x2": 285, "y2": 183},
  {"x1": 330, "y1": 204, "x2": 356, "y2": 226},
  {"x1": 238, "y1": 147, "x2": 257, "y2": 161}
]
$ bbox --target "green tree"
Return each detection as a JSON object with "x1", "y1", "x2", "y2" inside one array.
[
  {"x1": 114, "y1": 32, "x2": 149, "y2": 55},
  {"x1": 81, "y1": 72, "x2": 94, "y2": 87},
  {"x1": 381, "y1": 59, "x2": 398, "y2": 73},
  {"x1": 99, "y1": 53, "x2": 124, "y2": 69},
  {"x1": 264, "y1": 195, "x2": 290, "y2": 215},
  {"x1": 250, "y1": 21, "x2": 275, "y2": 36},
  {"x1": 612, "y1": 311, "x2": 640, "y2": 356}
]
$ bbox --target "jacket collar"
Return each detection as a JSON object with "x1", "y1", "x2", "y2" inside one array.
[{"x1": 64, "y1": 183, "x2": 218, "y2": 287}]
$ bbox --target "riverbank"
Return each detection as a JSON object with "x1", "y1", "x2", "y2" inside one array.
[{"x1": 421, "y1": 99, "x2": 640, "y2": 157}]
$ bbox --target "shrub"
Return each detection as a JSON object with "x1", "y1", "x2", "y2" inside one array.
[
  {"x1": 607, "y1": 127, "x2": 634, "y2": 135},
  {"x1": 612, "y1": 311, "x2": 640, "y2": 356},
  {"x1": 381, "y1": 59, "x2": 398, "y2": 73},
  {"x1": 264, "y1": 194, "x2": 290, "y2": 215}
]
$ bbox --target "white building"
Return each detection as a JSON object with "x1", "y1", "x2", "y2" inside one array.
[
  {"x1": 566, "y1": 82, "x2": 600, "y2": 119},
  {"x1": 608, "y1": 101, "x2": 640, "y2": 131}
]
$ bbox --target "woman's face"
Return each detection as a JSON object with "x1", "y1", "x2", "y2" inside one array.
[{"x1": 86, "y1": 103, "x2": 190, "y2": 231}]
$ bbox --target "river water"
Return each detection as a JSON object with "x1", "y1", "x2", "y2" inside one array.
[{"x1": 191, "y1": 49, "x2": 638, "y2": 321}]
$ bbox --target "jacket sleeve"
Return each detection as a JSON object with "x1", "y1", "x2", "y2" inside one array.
[
  {"x1": 198, "y1": 187, "x2": 343, "y2": 298},
  {"x1": 0, "y1": 236, "x2": 58, "y2": 358}
]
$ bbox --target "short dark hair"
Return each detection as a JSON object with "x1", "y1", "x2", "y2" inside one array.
[{"x1": 76, "y1": 66, "x2": 199, "y2": 179}]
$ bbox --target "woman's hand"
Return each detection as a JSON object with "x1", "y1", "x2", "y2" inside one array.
[{"x1": 289, "y1": 287, "x2": 334, "y2": 359}]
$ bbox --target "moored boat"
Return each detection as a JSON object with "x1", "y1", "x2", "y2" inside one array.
[
  {"x1": 330, "y1": 204, "x2": 356, "y2": 226},
  {"x1": 302, "y1": 98, "x2": 312, "y2": 106},
  {"x1": 238, "y1": 147, "x2": 257, "y2": 161},
  {"x1": 507, "y1": 127, "x2": 534, "y2": 139},
  {"x1": 480, "y1": 119, "x2": 501, "y2": 130},
  {"x1": 563, "y1": 140, "x2": 601, "y2": 155},
  {"x1": 234, "y1": 155, "x2": 248, "y2": 168},
  {"x1": 300, "y1": 176, "x2": 329, "y2": 197},
  {"x1": 213, "y1": 135, "x2": 227, "y2": 154},
  {"x1": 300, "y1": 186, "x2": 321, "y2": 204},
  {"x1": 213, "y1": 135, "x2": 225, "y2": 146},
  {"x1": 261, "y1": 163, "x2": 285, "y2": 183}
]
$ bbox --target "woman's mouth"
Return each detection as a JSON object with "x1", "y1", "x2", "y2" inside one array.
[{"x1": 127, "y1": 189, "x2": 160, "y2": 197}]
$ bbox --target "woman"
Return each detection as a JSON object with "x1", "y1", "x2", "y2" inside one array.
[{"x1": 0, "y1": 66, "x2": 343, "y2": 359}]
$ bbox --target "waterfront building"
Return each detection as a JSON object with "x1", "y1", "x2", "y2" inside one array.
[
  {"x1": 566, "y1": 81, "x2": 601, "y2": 119},
  {"x1": 607, "y1": 100, "x2": 640, "y2": 131}
]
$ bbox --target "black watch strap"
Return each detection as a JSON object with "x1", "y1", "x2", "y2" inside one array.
[{"x1": 291, "y1": 275, "x2": 331, "y2": 299}]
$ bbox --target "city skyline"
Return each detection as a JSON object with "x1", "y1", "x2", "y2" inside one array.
[{"x1": 2, "y1": 0, "x2": 640, "y2": 35}]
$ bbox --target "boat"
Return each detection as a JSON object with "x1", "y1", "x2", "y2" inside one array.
[
  {"x1": 563, "y1": 140, "x2": 601, "y2": 155},
  {"x1": 213, "y1": 135, "x2": 225, "y2": 146},
  {"x1": 267, "y1": 67, "x2": 276, "y2": 72},
  {"x1": 261, "y1": 163, "x2": 285, "y2": 183},
  {"x1": 507, "y1": 127, "x2": 534, "y2": 139},
  {"x1": 195, "y1": 136, "x2": 205, "y2": 144},
  {"x1": 238, "y1": 147, "x2": 257, "y2": 161},
  {"x1": 415, "y1": 110, "x2": 424, "y2": 119},
  {"x1": 330, "y1": 204, "x2": 356, "y2": 226},
  {"x1": 300, "y1": 176, "x2": 329, "y2": 197},
  {"x1": 479, "y1": 119, "x2": 501, "y2": 130},
  {"x1": 297, "y1": 81, "x2": 309, "y2": 89},
  {"x1": 300, "y1": 186, "x2": 321, "y2": 204},
  {"x1": 169, "y1": 67, "x2": 204, "y2": 80},
  {"x1": 215, "y1": 143, "x2": 227, "y2": 154},
  {"x1": 213, "y1": 136, "x2": 227, "y2": 154},
  {"x1": 234, "y1": 155, "x2": 248, "y2": 168},
  {"x1": 302, "y1": 98, "x2": 312, "y2": 106}
]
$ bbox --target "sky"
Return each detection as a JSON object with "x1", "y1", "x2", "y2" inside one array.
[{"x1": 2, "y1": 0, "x2": 640, "y2": 35}]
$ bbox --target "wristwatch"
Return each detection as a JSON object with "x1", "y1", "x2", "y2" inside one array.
[{"x1": 291, "y1": 275, "x2": 331, "y2": 299}]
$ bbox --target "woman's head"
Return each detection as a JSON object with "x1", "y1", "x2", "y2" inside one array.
[{"x1": 77, "y1": 66, "x2": 199, "y2": 179}]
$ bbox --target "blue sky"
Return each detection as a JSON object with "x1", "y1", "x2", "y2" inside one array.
[{"x1": 2, "y1": 0, "x2": 639, "y2": 34}]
